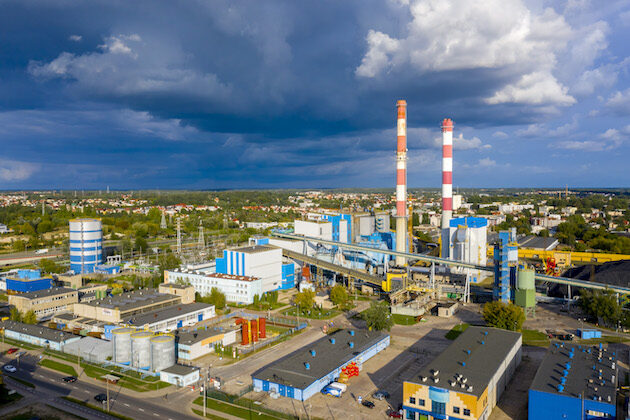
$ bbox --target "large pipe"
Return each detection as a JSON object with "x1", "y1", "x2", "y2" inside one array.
[
  {"x1": 395, "y1": 100, "x2": 408, "y2": 266},
  {"x1": 441, "y1": 118, "x2": 454, "y2": 258}
]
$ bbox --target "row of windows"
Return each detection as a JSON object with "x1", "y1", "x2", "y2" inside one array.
[{"x1": 408, "y1": 397, "x2": 470, "y2": 417}]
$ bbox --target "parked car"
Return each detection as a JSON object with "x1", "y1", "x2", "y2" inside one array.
[
  {"x1": 94, "y1": 394, "x2": 108, "y2": 403},
  {"x1": 6, "y1": 348, "x2": 18, "y2": 354},
  {"x1": 373, "y1": 390, "x2": 390, "y2": 400},
  {"x1": 63, "y1": 376, "x2": 77, "y2": 383},
  {"x1": 3, "y1": 365, "x2": 17, "y2": 373},
  {"x1": 361, "y1": 400, "x2": 375, "y2": 409},
  {"x1": 387, "y1": 409, "x2": 403, "y2": 418},
  {"x1": 321, "y1": 386, "x2": 343, "y2": 398}
]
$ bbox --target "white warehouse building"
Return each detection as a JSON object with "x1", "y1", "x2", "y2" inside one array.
[
  {"x1": 447, "y1": 217, "x2": 488, "y2": 283},
  {"x1": 215, "y1": 245, "x2": 282, "y2": 293},
  {"x1": 165, "y1": 270, "x2": 263, "y2": 304}
]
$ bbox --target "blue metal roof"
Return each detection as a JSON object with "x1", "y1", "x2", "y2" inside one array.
[{"x1": 449, "y1": 217, "x2": 488, "y2": 228}]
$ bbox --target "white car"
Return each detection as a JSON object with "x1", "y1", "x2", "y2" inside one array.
[{"x1": 3, "y1": 365, "x2": 17, "y2": 373}]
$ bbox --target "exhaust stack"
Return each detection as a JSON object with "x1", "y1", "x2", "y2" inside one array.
[
  {"x1": 441, "y1": 118, "x2": 454, "y2": 258},
  {"x1": 395, "y1": 100, "x2": 408, "y2": 266}
]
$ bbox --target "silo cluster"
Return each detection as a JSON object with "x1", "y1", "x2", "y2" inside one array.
[{"x1": 112, "y1": 327, "x2": 175, "y2": 372}]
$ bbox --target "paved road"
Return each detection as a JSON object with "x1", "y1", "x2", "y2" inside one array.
[{"x1": 1, "y1": 351, "x2": 201, "y2": 420}]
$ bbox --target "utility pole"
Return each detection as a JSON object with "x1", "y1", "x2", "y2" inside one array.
[
  {"x1": 160, "y1": 212, "x2": 167, "y2": 229},
  {"x1": 203, "y1": 368, "x2": 207, "y2": 417},
  {"x1": 106, "y1": 379, "x2": 110, "y2": 412},
  {"x1": 176, "y1": 218, "x2": 182, "y2": 254},
  {"x1": 198, "y1": 220, "x2": 205, "y2": 251}
]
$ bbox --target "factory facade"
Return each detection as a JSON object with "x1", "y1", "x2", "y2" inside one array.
[
  {"x1": 446, "y1": 217, "x2": 488, "y2": 283},
  {"x1": 403, "y1": 326, "x2": 521, "y2": 420},
  {"x1": 174, "y1": 326, "x2": 239, "y2": 361},
  {"x1": 1, "y1": 320, "x2": 81, "y2": 351},
  {"x1": 215, "y1": 245, "x2": 283, "y2": 293},
  {"x1": 528, "y1": 343, "x2": 616, "y2": 420},
  {"x1": 165, "y1": 270, "x2": 264, "y2": 304},
  {"x1": 252, "y1": 329, "x2": 390, "y2": 401},
  {"x1": 9, "y1": 287, "x2": 78, "y2": 320},
  {"x1": 5, "y1": 269, "x2": 53, "y2": 293}
]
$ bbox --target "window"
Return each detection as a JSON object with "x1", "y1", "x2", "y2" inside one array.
[
  {"x1": 453, "y1": 407, "x2": 460, "y2": 414},
  {"x1": 418, "y1": 399, "x2": 425, "y2": 406},
  {"x1": 431, "y1": 401, "x2": 446, "y2": 415},
  {"x1": 464, "y1": 408, "x2": 471, "y2": 416},
  {"x1": 405, "y1": 411, "x2": 416, "y2": 420},
  {"x1": 409, "y1": 397, "x2": 416, "y2": 404}
]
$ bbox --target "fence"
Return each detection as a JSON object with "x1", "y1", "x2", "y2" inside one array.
[{"x1": 239, "y1": 322, "x2": 306, "y2": 355}]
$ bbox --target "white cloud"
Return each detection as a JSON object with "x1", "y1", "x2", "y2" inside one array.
[
  {"x1": 68, "y1": 35, "x2": 82, "y2": 42},
  {"x1": 478, "y1": 158, "x2": 496, "y2": 167},
  {"x1": 99, "y1": 34, "x2": 141, "y2": 56},
  {"x1": 356, "y1": 1, "x2": 571, "y2": 76},
  {"x1": 492, "y1": 131, "x2": 508, "y2": 139},
  {"x1": 0, "y1": 159, "x2": 38, "y2": 181},
  {"x1": 485, "y1": 71, "x2": 575, "y2": 106},
  {"x1": 555, "y1": 126, "x2": 630, "y2": 151},
  {"x1": 606, "y1": 89, "x2": 630, "y2": 115},
  {"x1": 572, "y1": 65, "x2": 618, "y2": 95}
]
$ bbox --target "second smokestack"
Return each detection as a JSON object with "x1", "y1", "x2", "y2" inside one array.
[{"x1": 441, "y1": 118, "x2": 453, "y2": 259}]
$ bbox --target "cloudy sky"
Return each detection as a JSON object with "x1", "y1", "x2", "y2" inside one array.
[{"x1": 1, "y1": 0, "x2": 629, "y2": 189}]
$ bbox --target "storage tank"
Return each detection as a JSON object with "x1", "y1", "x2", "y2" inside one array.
[
  {"x1": 131, "y1": 330, "x2": 153, "y2": 370},
  {"x1": 517, "y1": 269, "x2": 535, "y2": 290},
  {"x1": 69, "y1": 218, "x2": 103, "y2": 274},
  {"x1": 112, "y1": 327, "x2": 134, "y2": 365},
  {"x1": 150, "y1": 334, "x2": 175, "y2": 372}
]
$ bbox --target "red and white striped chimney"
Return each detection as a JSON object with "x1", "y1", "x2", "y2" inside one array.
[
  {"x1": 441, "y1": 118, "x2": 453, "y2": 258},
  {"x1": 395, "y1": 100, "x2": 408, "y2": 266}
]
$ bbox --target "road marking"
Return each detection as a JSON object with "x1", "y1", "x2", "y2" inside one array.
[
  {"x1": 138, "y1": 408, "x2": 145, "y2": 412},
  {"x1": 83, "y1": 390, "x2": 90, "y2": 394},
  {"x1": 72, "y1": 386, "x2": 78, "y2": 389},
  {"x1": 123, "y1": 403, "x2": 129, "y2": 407},
  {"x1": 153, "y1": 414, "x2": 159, "y2": 417}
]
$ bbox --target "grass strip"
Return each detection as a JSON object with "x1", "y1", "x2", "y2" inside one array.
[
  {"x1": 193, "y1": 396, "x2": 289, "y2": 420},
  {"x1": 192, "y1": 408, "x2": 230, "y2": 420},
  {"x1": 445, "y1": 323, "x2": 469, "y2": 340},
  {"x1": 62, "y1": 396, "x2": 134, "y2": 420},
  {"x1": 40, "y1": 359, "x2": 78, "y2": 377},
  {"x1": 521, "y1": 329, "x2": 550, "y2": 347}
]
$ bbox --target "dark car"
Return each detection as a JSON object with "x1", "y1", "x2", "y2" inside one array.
[
  {"x1": 63, "y1": 376, "x2": 77, "y2": 383},
  {"x1": 373, "y1": 390, "x2": 390, "y2": 400},
  {"x1": 94, "y1": 394, "x2": 107, "y2": 403},
  {"x1": 361, "y1": 400, "x2": 375, "y2": 409},
  {"x1": 387, "y1": 409, "x2": 403, "y2": 418}
]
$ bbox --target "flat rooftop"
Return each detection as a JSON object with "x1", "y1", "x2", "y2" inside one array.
[
  {"x1": 530, "y1": 342, "x2": 616, "y2": 402},
  {"x1": 159, "y1": 283, "x2": 191, "y2": 290},
  {"x1": 253, "y1": 329, "x2": 389, "y2": 390},
  {"x1": 174, "y1": 325, "x2": 238, "y2": 346},
  {"x1": 169, "y1": 271, "x2": 259, "y2": 282},
  {"x1": 413, "y1": 326, "x2": 521, "y2": 398},
  {"x1": 124, "y1": 302, "x2": 213, "y2": 326},
  {"x1": 517, "y1": 236, "x2": 559, "y2": 251},
  {"x1": 232, "y1": 245, "x2": 277, "y2": 254},
  {"x1": 1, "y1": 320, "x2": 78, "y2": 343},
  {"x1": 82, "y1": 289, "x2": 179, "y2": 311},
  {"x1": 161, "y1": 364, "x2": 199, "y2": 376},
  {"x1": 17, "y1": 287, "x2": 77, "y2": 300}
]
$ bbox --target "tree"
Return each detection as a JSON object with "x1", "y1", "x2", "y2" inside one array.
[
  {"x1": 36, "y1": 220, "x2": 53, "y2": 234},
  {"x1": 209, "y1": 287, "x2": 226, "y2": 309},
  {"x1": 329, "y1": 285, "x2": 349, "y2": 307},
  {"x1": 421, "y1": 213, "x2": 430, "y2": 225},
  {"x1": 266, "y1": 290, "x2": 279, "y2": 304},
  {"x1": 293, "y1": 290, "x2": 315, "y2": 311},
  {"x1": 578, "y1": 290, "x2": 620, "y2": 326},
  {"x1": 362, "y1": 301, "x2": 394, "y2": 331},
  {"x1": 482, "y1": 301, "x2": 525, "y2": 331},
  {"x1": 23, "y1": 310, "x2": 37, "y2": 324},
  {"x1": 39, "y1": 258, "x2": 63, "y2": 274},
  {"x1": 9, "y1": 307, "x2": 22, "y2": 322},
  {"x1": 135, "y1": 236, "x2": 148, "y2": 253}
]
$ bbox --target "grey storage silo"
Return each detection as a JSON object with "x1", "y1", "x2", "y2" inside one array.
[
  {"x1": 150, "y1": 334, "x2": 176, "y2": 372},
  {"x1": 131, "y1": 330, "x2": 153, "y2": 370},
  {"x1": 112, "y1": 327, "x2": 135, "y2": 365}
]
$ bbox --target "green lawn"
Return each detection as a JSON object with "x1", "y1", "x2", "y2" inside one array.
[
  {"x1": 392, "y1": 314, "x2": 419, "y2": 326},
  {"x1": 39, "y1": 359, "x2": 78, "y2": 377},
  {"x1": 521, "y1": 329, "x2": 550, "y2": 347},
  {"x1": 445, "y1": 323, "x2": 469, "y2": 340},
  {"x1": 192, "y1": 408, "x2": 230, "y2": 420},
  {"x1": 580, "y1": 335, "x2": 628, "y2": 344},
  {"x1": 1, "y1": 336, "x2": 40, "y2": 350},
  {"x1": 282, "y1": 307, "x2": 339, "y2": 320},
  {"x1": 81, "y1": 364, "x2": 170, "y2": 392},
  {"x1": 62, "y1": 396, "x2": 135, "y2": 420},
  {"x1": 193, "y1": 397, "x2": 293, "y2": 420}
]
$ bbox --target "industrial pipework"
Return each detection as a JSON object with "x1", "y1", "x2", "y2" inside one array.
[
  {"x1": 441, "y1": 118, "x2": 454, "y2": 258},
  {"x1": 395, "y1": 100, "x2": 408, "y2": 266}
]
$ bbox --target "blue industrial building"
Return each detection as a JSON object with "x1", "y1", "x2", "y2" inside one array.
[
  {"x1": 322, "y1": 213, "x2": 352, "y2": 243},
  {"x1": 493, "y1": 230, "x2": 518, "y2": 302},
  {"x1": 529, "y1": 343, "x2": 616, "y2": 420},
  {"x1": 280, "y1": 262, "x2": 295, "y2": 290},
  {"x1": 252, "y1": 329, "x2": 390, "y2": 401},
  {"x1": 6, "y1": 269, "x2": 53, "y2": 293}
]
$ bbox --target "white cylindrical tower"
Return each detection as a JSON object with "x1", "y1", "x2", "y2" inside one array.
[
  {"x1": 150, "y1": 334, "x2": 176, "y2": 372},
  {"x1": 395, "y1": 100, "x2": 408, "y2": 266},
  {"x1": 131, "y1": 330, "x2": 153, "y2": 370},
  {"x1": 441, "y1": 118, "x2": 454, "y2": 258},
  {"x1": 69, "y1": 218, "x2": 103, "y2": 274}
]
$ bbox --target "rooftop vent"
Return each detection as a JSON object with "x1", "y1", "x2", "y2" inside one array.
[
  {"x1": 432, "y1": 370, "x2": 439, "y2": 376},
  {"x1": 467, "y1": 386, "x2": 473, "y2": 392},
  {"x1": 349, "y1": 330, "x2": 355, "y2": 336},
  {"x1": 349, "y1": 342, "x2": 354, "y2": 349},
  {"x1": 433, "y1": 377, "x2": 439, "y2": 384},
  {"x1": 310, "y1": 350, "x2": 316, "y2": 357},
  {"x1": 305, "y1": 362, "x2": 310, "y2": 370},
  {"x1": 330, "y1": 338, "x2": 335, "y2": 344},
  {"x1": 421, "y1": 376, "x2": 427, "y2": 382}
]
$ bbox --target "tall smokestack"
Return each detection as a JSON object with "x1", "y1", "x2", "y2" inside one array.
[
  {"x1": 395, "y1": 100, "x2": 408, "y2": 266},
  {"x1": 441, "y1": 118, "x2": 453, "y2": 258}
]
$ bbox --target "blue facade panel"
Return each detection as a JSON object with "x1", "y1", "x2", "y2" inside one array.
[
  {"x1": 6, "y1": 277, "x2": 53, "y2": 293},
  {"x1": 216, "y1": 254, "x2": 227, "y2": 273},
  {"x1": 17, "y1": 269, "x2": 42, "y2": 280},
  {"x1": 71, "y1": 262, "x2": 97, "y2": 274},
  {"x1": 528, "y1": 389, "x2": 616, "y2": 420}
]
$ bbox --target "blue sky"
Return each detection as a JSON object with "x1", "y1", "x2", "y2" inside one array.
[{"x1": 1, "y1": 0, "x2": 630, "y2": 189}]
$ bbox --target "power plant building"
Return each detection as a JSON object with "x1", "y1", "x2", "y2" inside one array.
[
  {"x1": 215, "y1": 245, "x2": 282, "y2": 293},
  {"x1": 165, "y1": 270, "x2": 264, "y2": 304},
  {"x1": 447, "y1": 217, "x2": 488, "y2": 283},
  {"x1": 403, "y1": 326, "x2": 521, "y2": 420},
  {"x1": 5, "y1": 269, "x2": 53, "y2": 293},
  {"x1": 69, "y1": 218, "x2": 103, "y2": 274}
]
